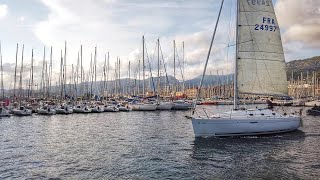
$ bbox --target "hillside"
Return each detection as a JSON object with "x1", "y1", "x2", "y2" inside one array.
[{"x1": 286, "y1": 56, "x2": 320, "y2": 80}]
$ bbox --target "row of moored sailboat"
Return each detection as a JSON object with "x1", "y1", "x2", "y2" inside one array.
[{"x1": 0, "y1": 99, "x2": 193, "y2": 117}]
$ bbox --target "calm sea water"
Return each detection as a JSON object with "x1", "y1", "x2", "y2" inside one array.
[{"x1": 0, "y1": 106, "x2": 319, "y2": 179}]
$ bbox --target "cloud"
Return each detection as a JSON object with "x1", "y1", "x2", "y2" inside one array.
[
  {"x1": 275, "y1": 0, "x2": 320, "y2": 48},
  {"x1": 32, "y1": 0, "x2": 234, "y2": 81},
  {"x1": 19, "y1": 16, "x2": 25, "y2": 22},
  {"x1": 0, "y1": 4, "x2": 8, "y2": 20}
]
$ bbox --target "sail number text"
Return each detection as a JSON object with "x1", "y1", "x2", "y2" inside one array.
[
  {"x1": 247, "y1": 0, "x2": 271, "y2": 6},
  {"x1": 255, "y1": 17, "x2": 277, "y2": 32}
]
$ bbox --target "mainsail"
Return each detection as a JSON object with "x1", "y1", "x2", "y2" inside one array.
[{"x1": 237, "y1": 0, "x2": 288, "y2": 96}]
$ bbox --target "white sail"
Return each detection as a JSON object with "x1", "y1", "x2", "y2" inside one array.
[{"x1": 237, "y1": 0, "x2": 288, "y2": 96}]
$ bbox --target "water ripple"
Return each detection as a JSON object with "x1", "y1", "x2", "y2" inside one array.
[{"x1": 0, "y1": 107, "x2": 319, "y2": 179}]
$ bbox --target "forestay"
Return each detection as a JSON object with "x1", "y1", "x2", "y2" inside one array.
[{"x1": 237, "y1": 0, "x2": 288, "y2": 96}]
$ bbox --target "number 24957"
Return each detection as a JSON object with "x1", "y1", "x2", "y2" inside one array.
[{"x1": 255, "y1": 24, "x2": 277, "y2": 31}]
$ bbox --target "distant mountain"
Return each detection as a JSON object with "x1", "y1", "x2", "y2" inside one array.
[
  {"x1": 286, "y1": 56, "x2": 320, "y2": 80},
  {"x1": 5, "y1": 56, "x2": 319, "y2": 95},
  {"x1": 184, "y1": 74, "x2": 233, "y2": 87}
]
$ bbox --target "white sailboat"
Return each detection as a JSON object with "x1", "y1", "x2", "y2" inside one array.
[
  {"x1": 0, "y1": 106, "x2": 10, "y2": 117},
  {"x1": 13, "y1": 45, "x2": 32, "y2": 116},
  {"x1": 90, "y1": 104, "x2": 104, "y2": 113},
  {"x1": 104, "y1": 104, "x2": 119, "y2": 112},
  {"x1": 56, "y1": 104, "x2": 73, "y2": 114},
  {"x1": 117, "y1": 103, "x2": 131, "y2": 111},
  {"x1": 37, "y1": 105, "x2": 56, "y2": 115},
  {"x1": 172, "y1": 100, "x2": 193, "y2": 110},
  {"x1": 156, "y1": 101, "x2": 174, "y2": 110},
  {"x1": 304, "y1": 100, "x2": 320, "y2": 107},
  {"x1": 73, "y1": 103, "x2": 92, "y2": 113},
  {"x1": 130, "y1": 101, "x2": 157, "y2": 111},
  {"x1": 12, "y1": 106, "x2": 32, "y2": 116},
  {"x1": 191, "y1": 0, "x2": 302, "y2": 137}
]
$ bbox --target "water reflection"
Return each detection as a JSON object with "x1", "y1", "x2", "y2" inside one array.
[{"x1": 190, "y1": 130, "x2": 307, "y2": 179}]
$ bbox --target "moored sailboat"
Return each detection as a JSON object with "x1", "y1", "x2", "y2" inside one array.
[{"x1": 191, "y1": 0, "x2": 302, "y2": 137}]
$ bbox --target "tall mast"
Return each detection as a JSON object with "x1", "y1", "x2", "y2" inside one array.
[
  {"x1": 41, "y1": 46, "x2": 46, "y2": 98},
  {"x1": 157, "y1": 38, "x2": 160, "y2": 99},
  {"x1": 19, "y1": 44, "x2": 24, "y2": 103},
  {"x1": 13, "y1": 43, "x2": 19, "y2": 98},
  {"x1": 60, "y1": 50, "x2": 63, "y2": 99},
  {"x1": 75, "y1": 51, "x2": 79, "y2": 97},
  {"x1": 30, "y1": 49, "x2": 33, "y2": 97},
  {"x1": 193, "y1": 0, "x2": 224, "y2": 111},
  {"x1": 80, "y1": 45, "x2": 83, "y2": 96},
  {"x1": 90, "y1": 53, "x2": 93, "y2": 96},
  {"x1": 0, "y1": 42, "x2": 4, "y2": 99},
  {"x1": 49, "y1": 46, "x2": 53, "y2": 97},
  {"x1": 118, "y1": 57, "x2": 121, "y2": 95},
  {"x1": 142, "y1": 36, "x2": 145, "y2": 97},
  {"x1": 106, "y1": 52, "x2": 110, "y2": 97},
  {"x1": 233, "y1": 0, "x2": 240, "y2": 109},
  {"x1": 64, "y1": 41, "x2": 67, "y2": 97},
  {"x1": 128, "y1": 60, "x2": 131, "y2": 95},
  {"x1": 182, "y1": 41, "x2": 185, "y2": 93},
  {"x1": 173, "y1": 40, "x2": 176, "y2": 93},
  {"x1": 103, "y1": 53, "x2": 107, "y2": 97},
  {"x1": 94, "y1": 46, "x2": 97, "y2": 94},
  {"x1": 71, "y1": 64, "x2": 73, "y2": 97},
  {"x1": 138, "y1": 59, "x2": 140, "y2": 95}
]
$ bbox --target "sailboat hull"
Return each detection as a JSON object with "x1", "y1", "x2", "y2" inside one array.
[
  {"x1": 156, "y1": 102, "x2": 174, "y2": 110},
  {"x1": 191, "y1": 109, "x2": 302, "y2": 137},
  {"x1": 131, "y1": 104, "x2": 157, "y2": 111},
  {"x1": 192, "y1": 117, "x2": 301, "y2": 137}
]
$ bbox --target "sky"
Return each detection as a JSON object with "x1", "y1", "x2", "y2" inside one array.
[{"x1": 0, "y1": 0, "x2": 319, "y2": 89}]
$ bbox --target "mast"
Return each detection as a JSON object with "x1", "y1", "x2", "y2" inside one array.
[
  {"x1": 30, "y1": 49, "x2": 33, "y2": 97},
  {"x1": 128, "y1": 60, "x2": 131, "y2": 95},
  {"x1": 90, "y1": 53, "x2": 93, "y2": 96},
  {"x1": 182, "y1": 41, "x2": 185, "y2": 93},
  {"x1": 80, "y1": 45, "x2": 83, "y2": 97},
  {"x1": 13, "y1": 43, "x2": 18, "y2": 98},
  {"x1": 64, "y1": 41, "x2": 67, "y2": 98},
  {"x1": 193, "y1": 0, "x2": 224, "y2": 111},
  {"x1": 71, "y1": 64, "x2": 73, "y2": 97},
  {"x1": 103, "y1": 53, "x2": 107, "y2": 98},
  {"x1": 233, "y1": 0, "x2": 239, "y2": 109},
  {"x1": 0, "y1": 42, "x2": 4, "y2": 99},
  {"x1": 49, "y1": 46, "x2": 52, "y2": 97},
  {"x1": 75, "y1": 51, "x2": 79, "y2": 97},
  {"x1": 157, "y1": 38, "x2": 160, "y2": 100},
  {"x1": 40, "y1": 47, "x2": 46, "y2": 98},
  {"x1": 60, "y1": 50, "x2": 63, "y2": 99},
  {"x1": 138, "y1": 59, "x2": 141, "y2": 95},
  {"x1": 118, "y1": 57, "x2": 121, "y2": 95},
  {"x1": 19, "y1": 44, "x2": 24, "y2": 104},
  {"x1": 173, "y1": 40, "x2": 176, "y2": 94},
  {"x1": 107, "y1": 52, "x2": 110, "y2": 98},
  {"x1": 142, "y1": 36, "x2": 145, "y2": 97},
  {"x1": 94, "y1": 46, "x2": 97, "y2": 95}
]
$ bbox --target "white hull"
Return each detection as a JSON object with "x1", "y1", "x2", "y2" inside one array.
[
  {"x1": 56, "y1": 107, "x2": 73, "y2": 114},
  {"x1": 12, "y1": 107, "x2": 32, "y2": 116},
  {"x1": 0, "y1": 108, "x2": 10, "y2": 117},
  {"x1": 131, "y1": 103, "x2": 157, "y2": 111},
  {"x1": 191, "y1": 109, "x2": 301, "y2": 137},
  {"x1": 104, "y1": 105, "x2": 119, "y2": 112},
  {"x1": 38, "y1": 109, "x2": 56, "y2": 115},
  {"x1": 73, "y1": 106, "x2": 92, "y2": 113},
  {"x1": 156, "y1": 102, "x2": 174, "y2": 110},
  {"x1": 305, "y1": 100, "x2": 320, "y2": 107},
  {"x1": 91, "y1": 106, "x2": 104, "y2": 113},
  {"x1": 172, "y1": 103, "x2": 192, "y2": 110},
  {"x1": 117, "y1": 105, "x2": 131, "y2": 112}
]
